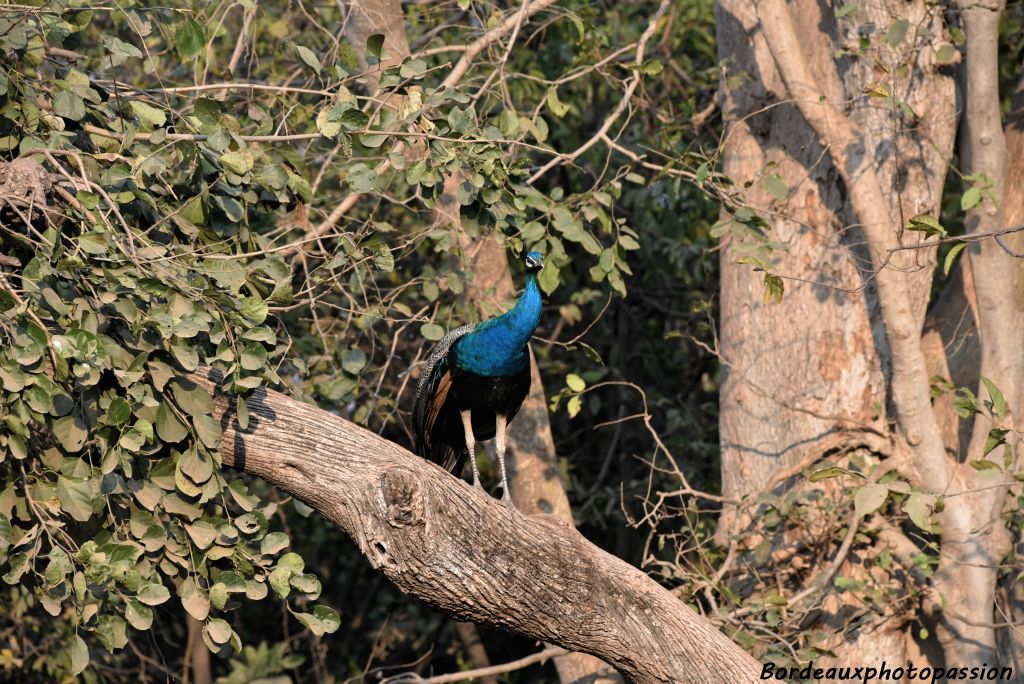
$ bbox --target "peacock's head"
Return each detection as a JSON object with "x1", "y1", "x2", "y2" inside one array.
[{"x1": 524, "y1": 250, "x2": 544, "y2": 274}]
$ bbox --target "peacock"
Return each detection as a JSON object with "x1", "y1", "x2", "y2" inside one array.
[{"x1": 412, "y1": 250, "x2": 544, "y2": 505}]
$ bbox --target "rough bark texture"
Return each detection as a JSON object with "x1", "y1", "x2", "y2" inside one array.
[
  {"x1": 716, "y1": 0, "x2": 889, "y2": 512},
  {"x1": 714, "y1": 0, "x2": 1021, "y2": 670},
  {"x1": 190, "y1": 369, "x2": 762, "y2": 684},
  {"x1": 995, "y1": 69, "x2": 1024, "y2": 676},
  {"x1": 342, "y1": 0, "x2": 410, "y2": 94}
]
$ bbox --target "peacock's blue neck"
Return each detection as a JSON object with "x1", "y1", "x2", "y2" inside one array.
[{"x1": 452, "y1": 273, "x2": 541, "y2": 377}]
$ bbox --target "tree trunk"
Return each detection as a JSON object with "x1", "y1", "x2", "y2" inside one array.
[
  {"x1": 190, "y1": 369, "x2": 762, "y2": 684},
  {"x1": 713, "y1": 0, "x2": 1023, "y2": 670}
]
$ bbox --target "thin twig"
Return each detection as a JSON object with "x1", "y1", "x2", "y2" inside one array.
[{"x1": 381, "y1": 647, "x2": 567, "y2": 684}]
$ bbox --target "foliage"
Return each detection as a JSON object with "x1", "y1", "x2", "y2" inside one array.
[{"x1": 0, "y1": 0, "x2": 713, "y2": 679}]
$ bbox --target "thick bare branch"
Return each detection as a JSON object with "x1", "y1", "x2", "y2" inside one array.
[{"x1": 190, "y1": 369, "x2": 761, "y2": 684}]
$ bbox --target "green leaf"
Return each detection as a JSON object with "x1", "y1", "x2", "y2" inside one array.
[
  {"x1": 566, "y1": 374, "x2": 585, "y2": 392},
  {"x1": 538, "y1": 264, "x2": 559, "y2": 294},
  {"x1": 885, "y1": 19, "x2": 909, "y2": 48},
  {"x1": 936, "y1": 44, "x2": 957, "y2": 65},
  {"x1": 342, "y1": 348, "x2": 367, "y2": 374},
  {"x1": 261, "y1": 532, "x2": 289, "y2": 556},
  {"x1": 984, "y1": 428, "x2": 1009, "y2": 457},
  {"x1": 854, "y1": 482, "x2": 888, "y2": 518},
  {"x1": 219, "y1": 149, "x2": 253, "y2": 175},
  {"x1": 904, "y1": 493, "x2": 939, "y2": 532},
  {"x1": 57, "y1": 476, "x2": 94, "y2": 522},
  {"x1": 340, "y1": 109, "x2": 369, "y2": 130},
  {"x1": 70, "y1": 634, "x2": 89, "y2": 675},
  {"x1": 961, "y1": 186, "x2": 982, "y2": 211},
  {"x1": 181, "y1": 581, "x2": 210, "y2": 621},
  {"x1": 137, "y1": 582, "x2": 171, "y2": 606},
  {"x1": 53, "y1": 90, "x2": 86, "y2": 121},
  {"x1": 170, "y1": 379, "x2": 214, "y2": 417},
  {"x1": 293, "y1": 605, "x2": 340, "y2": 636},
  {"x1": 156, "y1": 402, "x2": 188, "y2": 443},
  {"x1": 337, "y1": 41, "x2": 359, "y2": 72},
  {"x1": 53, "y1": 414, "x2": 88, "y2": 452},
  {"x1": 130, "y1": 101, "x2": 166, "y2": 128},
  {"x1": 185, "y1": 522, "x2": 218, "y2": 549},
  {"x1": 204, "y1": 618, "x2": 232, "y2": 644},
  {"x1": 175, "y1": 20, "x2": 205, "y2": 59},
  {"x1": 399, "y1": 59, "x2": 427, "y2": 79},
  {"x1": 179, "y1": 446, "x2": 214, "y2": 483},
  {"x1": 546, "y1": 87, "x2": 570, "y2": 117},
  {"x1": 421, "y1": 323, "x2": 444, "y2": 341},
  {"x1": 763, "y1": 273, "x2": 784, "y2": 304},
  {"x1": 103, "y1": 35, "x2": 142, "y2": 59},
  {"x1": 836, "y1": 1, "x2": 858, "y2": 18},
  {"x1": 906, "y1": 214, "x2": 946, "y2": 238},
  {"x1": 107, "y1": 397, "x2": 131, "y2": 426},
  {"x1": 763, "y1": 173, "x2": 788, "y2": 200},
  {"x1": 239, "y1": 343, "x2": 267, "y2": 371},
  {"x1": 373, "y1": 245, "x2": 394, "y2": 272},
  {"x1": 192, "y1": 414, "x2": 222, "y2": 449},
  {"x1": 316, "y1": 107, "x2": 341, "y2": 137},
  {"x1": 125, "y1": 598, "x2": 153, "y2": 630},
  {"x1": 809, "y1": 466, "x2": 857, "y2": 482},
  {"x1": 96, "y1": 615, "x2": 128, "y2": 652},
  {"x1": 567, "y1": 395, "x2": 582, "y2": 418},
  {"x1": 240, "y1": 296, "x2": 268, "y2": 324},
  {"x1": 981, "y1": 376, "x2": 1008, "y2": 420},
  {"x1": 0, "y1": 289, "x2": 16, "y2": 312},
  {"x1": 365, "y1": 34, "x2": 384, "y2": 60},
  {"x1": 970, "y1": 458, "x2": 1001, "y2": 471},
  {"x1": 944, "y1": 243, "x2": 966, "y2": 275},
  {"x1": 294, "y1": 44, "x2": 320, "y2": 75}
]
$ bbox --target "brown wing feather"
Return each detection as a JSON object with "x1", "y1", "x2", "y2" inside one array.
[{"x1": 422, "y1": 370, "x2": 453, "y2": 455}]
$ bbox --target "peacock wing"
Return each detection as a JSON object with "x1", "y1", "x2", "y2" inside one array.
[{"x1": 412, "y1": 323, "x2": 475, "y2": 460}]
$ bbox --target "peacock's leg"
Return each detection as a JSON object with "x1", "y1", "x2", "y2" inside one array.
[
  {"x1": 461, "y1": 410, "x2": 483, "y2": 489},
  {"x1": 495, "y1": 414, "x2": 513, "y2": 506}
]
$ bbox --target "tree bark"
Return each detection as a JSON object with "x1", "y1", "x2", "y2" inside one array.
[
  {"x1": 714, "y1": 0, "x2": 1019, "y2": 670},
  {"x1": 190, "y1": 369, "x2": 762, "y2": 684},
  {"x1": 342, "y1": 0, "x2": 410, "y2": 95}
]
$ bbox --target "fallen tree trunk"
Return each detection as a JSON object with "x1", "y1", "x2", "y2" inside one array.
[{"x1": 191, "y1": 369, "x2": 761, "y2": 683}]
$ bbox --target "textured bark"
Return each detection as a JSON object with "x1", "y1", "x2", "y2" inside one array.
[
  {"x1": 995, "y1": 69, "x2": 1024, "y2": 676},
  {"x1": 714, "y1": 0, "x2": 1021, "y2": 670},
  {"x1": 342, "y1": 0, "x2": 410, "y2": 94},
  {"x1": 190, "y1": 370, "x2": 762, "y2": 684},
  {"x1": 716, "y1": 0, "x2": 889, "y2": 514}
]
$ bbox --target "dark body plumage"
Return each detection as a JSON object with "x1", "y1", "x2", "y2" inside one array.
[
  {"x1": 415, "y1": 349, "x2": 531, "y2": 472},
  {"x1": 412, "y1": 252, "x2": 544, "y2": 498}
]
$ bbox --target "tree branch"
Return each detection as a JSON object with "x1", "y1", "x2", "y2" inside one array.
[
  {"x1": 527, "y1": 0, "x2": 669, "y2": 184},
  {"x1": 383, "y1": 646, "x2": 566, "y2": 684},
  {"x1": 189, "y1": 368, "x2": 761, "y2": 684}
]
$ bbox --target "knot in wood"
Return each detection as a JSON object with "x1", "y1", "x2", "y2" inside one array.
[{"x1": 381, "y1": 467, "x2": 425, "y2": 528}]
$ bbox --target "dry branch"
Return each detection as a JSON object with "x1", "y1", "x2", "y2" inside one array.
[{"x1": 190, "y1": 368, "x2": 761, "y2": 684}]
